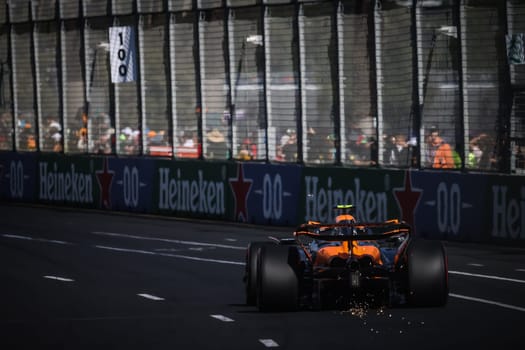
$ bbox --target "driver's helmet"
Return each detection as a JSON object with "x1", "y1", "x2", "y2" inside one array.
[{"x1": 335, "y1": 214, "x2": 355, "y2": 235}]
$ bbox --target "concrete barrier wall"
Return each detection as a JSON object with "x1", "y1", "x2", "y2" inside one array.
[{"x1": 1, "y1": 152, "x2": 524, "y2": 245}]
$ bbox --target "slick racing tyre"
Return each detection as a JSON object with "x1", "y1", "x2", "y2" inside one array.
[
  {"x1": 406, "y1": 239, "x2": 448, "y2": 307},
  {"x1": 256, "y1": 244, "x2": 300, "y2": 311},
  {"x1": 245, "y1": 242, "x2": 272, "y2": 305}
]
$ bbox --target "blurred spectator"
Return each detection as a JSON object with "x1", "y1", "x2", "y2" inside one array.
[
  {"x1": 93, "y1": 113, "x2": 114, "y2": 154},
  {"x1": 95, "y1": 127, "x2": 113, "y2": 154},
  {"x1": 0, "y1": 112, "x2": 12, "y2": 149},
  {"x1": 275, "y1": 145, "x2": 285, "y2": 162},
  {"x1": 429, "y1": 126, "x2": 455, "y2": 169},
  {"x1": 237, "y1": 143, "x2": 253, "y2": 160},
  {"x1": 247, "y1": 137, "x2": 257, "y2": 159},
  {"x1": 238, "y1": 133, "x2": 257, "y2": 160},
  {"x1": 383, "y1": 134, "x2": 410, "y2": 167},
  {"x1": 467, "y1": 136, "x2": 483, "y2": 167},
  {"x1": 306, "y1": 127, "x2": 329, "y2": 162},
  {"x1": 42, "y1": 115, "x2": 62, "y2": 152},
  {"x1": 206, "y1": 128, "x2": 227, "y2": 158},
  {"x1": 119, "y1": 126, "x2": 140, "y2": 155},
  {"x1": 17, "y1": 113, "x2": 36, "y2": 151},
  {"x1": 515, "y1": 144, "x2": 525, "y2": 170},
  {"x1": 279, "y1": 128, "x2": 293, "y2": 147},
  {"x1": 148, "y1": 129, "x2": 172, "y2": 156},
  {"x1": 391, "y1": 134, "x2": 410, "y2": 167},
  {"x1": 175, "y1": 130, "x2": 199, "y2": 158},
  {"x1": 182, "y1": 130, "x2": 197, "y2": 148},
  {"x1": 452, "y1": 147, "x2": 462, "y2": 169},
  {"x1": 76, "y1": 111, "x2": 89, "y2": 152},
  {"x1": 348, "y1": 133, "x2": 375, "y2": 166},
  {"x1": 20, "y1": 128, "x2": 36, "y2": 150},
  {"x1": 77, "y1": 128, "x2": 88, "y2": 151},
  {"x1": 281, "y1": 129, "x2": 297, "y2": 162},
  {"x1": 470, "y1": 133, "x2": 496, "y2": 170},
  {"x1": 151, "y1": 129, "x2": 168, "y2": 146},
  {"x1": 383, "y1": 134, "x2": 397, "y2": 165},
  {"x1": 368, "y1": 136, "x2": 378, "y2": 165},
  {"x1": 324, "y1": 133, "x2": 336, "y2": 162}
]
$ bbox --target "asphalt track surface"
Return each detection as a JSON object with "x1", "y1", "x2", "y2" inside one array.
[{"x1": 1, "y1": 204, "x2": 523, "y2": 349}]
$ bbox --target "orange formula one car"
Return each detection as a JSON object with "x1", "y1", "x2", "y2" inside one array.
[{"x1": 244, "y1": 205, "x2": 448, "y2": 311}]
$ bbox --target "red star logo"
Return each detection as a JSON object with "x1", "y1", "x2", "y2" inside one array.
[
  {"x1": 393, "y1": 171, "x2": 422, "y2": 231},
  {"x1": 96, "y1": 158, "x2": 114, "y2": 209},
  {"x1": 228, "y1": 164, "x2": 252, "y2": 222}
]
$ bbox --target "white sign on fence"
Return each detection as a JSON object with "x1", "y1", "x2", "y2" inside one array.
[
  {"x1": 109, "y1": 26, "x2": 137, "y2": 83},
  {"x1": 506, "y1": 33, "x2": 525, "y2": 65}
]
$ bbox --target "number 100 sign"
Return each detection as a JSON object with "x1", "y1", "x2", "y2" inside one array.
[{"x1": 109, "y1": 26, "x2": 137, "y2": 83}]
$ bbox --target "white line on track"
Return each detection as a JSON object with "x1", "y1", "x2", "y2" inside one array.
[
  {"x1": 2, "y1": 234, "x2": 32, "y2": 240},
  {"x1": 91, "y1": 231, "x2": 246, "y2": 250},
  {"x1": 43, "y1": 275, "x2": 74, "y2": 282},
  {"x1": 137, "y1": 293, "x2": 165, "y2": 301},
  {"x1": 259, "y1": 339, "x2": 279, "y2": 348},
  {"x1": 2, "y1": 233, "x2": 71, "y2": 245},
  {"x1": 516, "y1": 269, "x2": 525, "y2": 272},
  {"x1": 189, "y1": 247, "x2": 206, "y2": 252},
  {"x1": 96, "y1": 245, "x2": 156, "y2": 255},
  {"x1": 210, "y1": 314, "x2": 235, "y2": 322},
  {"x1": 94, "y1": 245, "x2": 245, "y2": 266},
  {"x1": 154, "y1": 248, "x2": 183, "y2": 252},
  {"x1": 467, "y1": 263, "x2": 484, "y2": 267},
  {"x1": 449, "y1": 270, "x2": 525, "y2": 284},
  {"x1": 449, "y1": 293, "x2": 525, "y2": 313}
]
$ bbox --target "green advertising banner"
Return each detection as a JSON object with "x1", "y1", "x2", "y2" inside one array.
[
  {"x1": 488, "y1": 175, "x2": 525, "y2": 241},
  {"x1": 152, "y1": 159, "x2": 235, "y2": 221},
  {"x1": 37, "y1": 154, "x2": 103, "y2": 209},
  {"x1": 299, "y1": 167, "x2": 406, "y2": 225},
  {"x1": 2, "y1": 152, "x2": 524, "y2": 245}
]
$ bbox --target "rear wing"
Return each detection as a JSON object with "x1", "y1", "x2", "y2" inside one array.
[{"x1": 293, "y1": 220, "x2": 411, "y2": 242}]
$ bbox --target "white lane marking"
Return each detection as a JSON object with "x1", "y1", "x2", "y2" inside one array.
[
  {"x1": 2, "y1": 234, "x2": 71, "y2": 245},
  {"x1": 3, "y1": 234, "x2": 32, "y2": 240},
  {"x1": 210, "y1": 314, "x2": 235, "y2": 322},
  {"x1": 450, "y1": 293, "x2": 525, "y2": 313},
  {"x1": 259, "y1": 339, "x2": 279, "y2": 348},
  {"x1": 46, "y1": 239, "x2": 70, "y2": 245},
  {"x1": 137, "y1": 293, "x2": 165, "y2": 301},
  {"x1": 43, "y1": 275, "x2": 74, "y2": 282},
  {"x1": 189, "y1": 247, "x2": 205, "y2": 252},
  {"x1": 154, "y1": 248, "x2": 183, "y2": 252},
  {"x1": 516, "y1": 269, "x2": 525, "y2": 272},
  {"x1": 96, "y1": 245, "x2": 156, "y2": 256},
  {"x1": 94, "y1": 245, "x2": 245, "y2": 266},
  {"x1": 225, "y1": 238, "x2": 237, "y2": 242},
  {"x1": 92, "y1": 231, "x2": 245, "y2": 250},
  {"x1": 467, "y1": 263, "x2": 484, "y2": 267},
  {"x1": 449, "y1": 270, "x2": 525, "y2": 284}
]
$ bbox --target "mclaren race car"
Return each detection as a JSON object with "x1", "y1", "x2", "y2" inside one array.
[{"x1": 244, "y1": 205, "x2": 448, "y2": 311}]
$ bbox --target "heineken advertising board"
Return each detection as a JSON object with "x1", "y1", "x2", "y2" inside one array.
[
  {"x1": 0, "y1": 152, "x2": 37, "y2": 202},
  {"x1": 0, "y1": 152, "x2": 524, "y2": 244}
]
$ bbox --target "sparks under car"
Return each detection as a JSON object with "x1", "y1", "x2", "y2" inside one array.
[{"x1": 244, "y1": 205, "x2": 448, "y2": 311}]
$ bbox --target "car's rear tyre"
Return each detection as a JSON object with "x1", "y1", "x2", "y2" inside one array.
[
  {"x1": 256, "y1": 244, "x2": 300, "y2": 311},
  {"x1": 406, "y1": 239, "x2": 448, "y2": 306},
  {"x1": 245, "y1": 242, "x2": 271, "y2": 305}
]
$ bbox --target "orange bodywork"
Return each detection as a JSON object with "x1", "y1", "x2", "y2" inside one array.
[
  {"x1": 314, "y1": 243, "x2": 350, "y2": 266},
  {"x1": 314, "y1": 240, "x2": 383, "y2": 267},
  {"x1": 335, "y1": 214, "x2": 354, "y2": 223},
  {"x1": 297, "y1": 215, "x2": 407, "y2": 268},
  {"x1": 350, "y1": 241, "x2": 383, "y2": 264}
]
